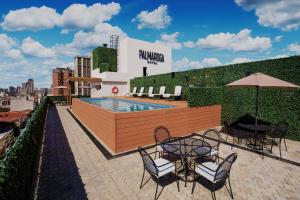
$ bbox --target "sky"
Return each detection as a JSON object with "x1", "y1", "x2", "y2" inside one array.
[{"x1": 0, "y1": 0, "x2": 300, "y2": 88}]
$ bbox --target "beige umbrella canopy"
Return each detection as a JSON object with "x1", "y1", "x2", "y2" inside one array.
[
  {"x1": 226, "y1": 72, "x2": 299, "y2": 130},
  {"x1": 55, "y1": 86, "x2": 68, "y2": 89},
  {"x1": 226, "y1": 72, "x2": 299, "y2": 88}
]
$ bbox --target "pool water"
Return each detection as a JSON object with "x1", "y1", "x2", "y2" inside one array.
[{"x1": 80, "y1": 98, "x2": 175, "y2": 112}]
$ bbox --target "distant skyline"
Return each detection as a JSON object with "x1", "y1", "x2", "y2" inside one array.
[{"x1": 0, "y1": 0, "x2": 300, "y2": 88}]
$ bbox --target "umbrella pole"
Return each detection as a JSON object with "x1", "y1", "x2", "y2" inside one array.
[{"x1": 255, "y1": 86, "x2": 259, "y2": 131}]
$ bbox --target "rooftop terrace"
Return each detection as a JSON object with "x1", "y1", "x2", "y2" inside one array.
[{"x1": 34, "y1": 105, "x2": 300, "y2": 200}]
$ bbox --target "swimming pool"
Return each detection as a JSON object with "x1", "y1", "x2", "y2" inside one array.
[{"x1": 80, "y1": 98, "x2": 175, "y2": 112}]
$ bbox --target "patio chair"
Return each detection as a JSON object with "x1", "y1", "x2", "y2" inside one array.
[
  {"x1": 263, "y1": 122, "x2": 289, "y2": 158},
  {"x1": 224, "y1": 123, "x2": 253, "y2": 149},
  {"x1": 153, "y1": 126, "x2": 171, "y2": 159},
  {"x1": 192, "y1": 153, "x2": 238, "y2": 200},
  {"x1": 138, "y1": 147, "x2": 180, "y2": 200},
  {"x1": 129, "y1": 87, "x2": 137, "y2": 96},
  {"x1": 162, "y1": 86, "x2": 182, "y2": 100},
  {"x1": 149, "y1": 86, "x2": 166, "y2": 98},
  {"x1": 137, "y1": 87, "x2": 145, "y2": 97},
  {"x1": 202, "y1": 129, "x2": 221, "y2": 162}
]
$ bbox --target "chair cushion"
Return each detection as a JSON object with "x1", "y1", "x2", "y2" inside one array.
[
  {"x1": 154, "y1": 158, "x2": 175, "y2": 178},
  {"x1": 157, "y1": 145, "x2": 163, "y2": 151},
  {"x1": 195, "y1": 162, "x2": 221, "y2": 183},
  {"x1": 197, "y1": 146, "x2": 218, "y2": 156}
]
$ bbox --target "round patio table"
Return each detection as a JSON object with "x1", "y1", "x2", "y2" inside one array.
[
  {"x1": 161, "y1": 136, "x2": 212, "y2": 186},
  {"x1": 238, "y1": 123, "x2": 272, "y2": 150}
]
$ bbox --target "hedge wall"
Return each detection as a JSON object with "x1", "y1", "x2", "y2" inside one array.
[
  {"x1": 92, "y1": 47, "x2": 117, "y2": 72},
  {"x1": 0, "y1": 97, "x2": 48, "y2": 199},
  {"x1": 130, "y1": 56, "x2": 300, "y2": 139}
]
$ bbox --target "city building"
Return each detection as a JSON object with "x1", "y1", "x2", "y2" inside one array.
[
  {"x1": 26, "y1": 79, "x2": 34, "y2": 95},
  {"x1": 74, "y1": 56, "x2": 91, "y2": 96},
  {"x1": 8, "y1": 86, "x2": 16, "y2": 96},
  {"x1": 52, "y1": 67, "x2": 74, "y2": 96},
  {"x1": 91, "y1": 37, "x2": 172, "y2": 97}
]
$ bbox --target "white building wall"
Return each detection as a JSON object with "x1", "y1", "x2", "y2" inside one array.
[
  {"x1": 91, "y1": 37, "x2": 172, "y2": 97},
  {"x1": 118, "y1": 37, "x2": 172, "y2": 78}
]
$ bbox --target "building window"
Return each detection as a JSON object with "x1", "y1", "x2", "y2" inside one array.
[
  {"x1": 78, "y1": 66, "x2": 82, "y2": 77},
  {"x1": 78, "y1": 58, "x2": 81, "y2": 67}
]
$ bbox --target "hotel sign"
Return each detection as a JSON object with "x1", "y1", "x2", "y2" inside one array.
[{"x1": 139, "y1": 50, "x2": 165, "y2": 65}]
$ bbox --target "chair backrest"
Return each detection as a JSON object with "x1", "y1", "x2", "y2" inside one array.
[
  {"x1": 138, "y1": 147, "x2": 158, "y2": 176},
  {"x1": 154, "y1": 126, "x2": 171, "y2": 144},
  {"x1": 132, "y1": 87, "x2": 137, "y2": 93},
  {"x1": 139, "y1": 87, "x2": 144, "y2": 94},
  {"x1": 203, "y1": 129, "x2": 221, "y2": 151},
  {"x1": 148, "y1": 87, "x2": 154, "y2": 95},
  {"x1": 214, "y1": 153, "x2": 237, "y2": 182},
  {"x1": 159, "y1": 86, "x2": 166, "y2": 95},
  {"x1": 174, "y1": 86, "x2": 182, "y2": 96}
]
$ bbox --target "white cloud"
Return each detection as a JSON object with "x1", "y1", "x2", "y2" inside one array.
[
  {"x1": 193, "y1": 29, "x2": 271, "y2": 52},
  {"x1": 21, "y1": 37, "x2": 55, "y2": 58},
  {"x1": 288, "y1": 43, "x2": 300, "y2": 54},
  {"x1": 4, "y1": 49, "x2": 23, "y2": 60},
  {"x1": 274, "y1": 35, "x2": 283, "y2": 42},
  {"x1": 59, "y1": 2, "x2": 121, "y2": 32},
  {"x1": 1, "y1": 6, "x2": 59, "y2": 31},
  {"x1": 183, "y1": 41, "x2": 195, "y2": 48},
  {"x1": 235, "y1": 0, "x2": 300, "y2": 31},
  {"x1": 155, "y1": 32, "x2": 182, "y2": 50},
  {"x1": 1, "y1": 2, "x2": 121, "y2": 31},
  {"x1": 0, "y1": 33, "x2": 23, "y2": 59},
  {"x1": 229, "y1": 57, "x2": 252, "y2": 64},
  {"x1": 67, "y1": 23, "x2": 126, "y2": 49},
  {"x1": 272, "y1": 54, "x2": 289, "y2": 59},
  {"x1": 132, "y1": 5, "x2": 171, "y2": 30},
  {"x1": 173, "y1": 57, "x2": 222, "y2": 71}
]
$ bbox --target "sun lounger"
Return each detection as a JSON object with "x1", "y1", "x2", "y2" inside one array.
[
  {"x1": 137, "y1": 87, "x2": 145, "y2": 97},
  {"x1": 144, "y1": 87, "x2": 154, "y2": 97},
  {"x1": 163, "y1": 86, "x2": 182, "y2": 100},
  {"x1": 149, "y1": 86, "x2": 166, "y2": 98},
  {"x1": 129, "y1": 87, "x2": 137, "y2": 96}
]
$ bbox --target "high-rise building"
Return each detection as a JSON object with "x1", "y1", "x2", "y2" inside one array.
[
  {"x1": 26, "y1": 79, "x2": 34, "y2": 95},
  {"x1": 52, "y1": 67, "x2": 74, "y2": 96},
  {"x1": 74, "y1": 56, "x2": 91, "y2": 96},
  {"x1": 8, "y1": 86, "x2": 16, "y2": 96}
]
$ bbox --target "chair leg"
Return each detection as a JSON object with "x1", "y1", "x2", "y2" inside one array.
[
  {"x1": 154, "y1": 182, "x2": 159, "y2": 200},
  {"x1": 211, "y1": 184, "x2": 216, "y2": 200},
  {"x1": 284, "y1": 137, "x2": 288, "y2": 151},
  {"x1": 279, "y1": 143, "x2": 282, "y2": 158},
  {"x1": 191, "y1": 177, "x2": 196, "y2": 194},
  {"x1": 227, "y1": 177, "x2": 234, "y2": 199},
  {"x1": 140, "y1": 169, "x2": 145, "y2": 189},
  {"x1": 176, "y1": 175, "x2": 180, "y2": 192}
]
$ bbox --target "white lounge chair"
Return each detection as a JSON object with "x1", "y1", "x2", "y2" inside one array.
[
  {"x1": 137, "y1": 87, "x2": 145, "y2": 97},
  {"x1": 163, "y1": 86, "x2": 182, "y2": 100},
  {"x1": 130, "y1": 87, "x2": 137, "y2": 96},
  {"x1": 145, "y1": 87, "x2": 154, "y2": 97},
  {"x1": 149, "y1": 86, "x2": 166, "y2": 98}
]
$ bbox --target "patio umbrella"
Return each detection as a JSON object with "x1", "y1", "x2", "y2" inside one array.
[
  {"x1": 226, "y1": 72, "x2": 299, "y2": 129},
  {"x1": 54, "y1": 86, "x2": 67, "y2": 89}
]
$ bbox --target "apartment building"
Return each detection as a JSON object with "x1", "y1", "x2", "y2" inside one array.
[
  {"x1": 74, "y1": 56, "x2": 91, "y2": 96},
  {"x1": 52, "y1": 67, "x2": 74, "y2": 96}
]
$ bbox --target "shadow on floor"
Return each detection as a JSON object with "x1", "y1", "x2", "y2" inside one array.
[{"x1": 36, "y1": 105, "x2": 87, "y2": 200}]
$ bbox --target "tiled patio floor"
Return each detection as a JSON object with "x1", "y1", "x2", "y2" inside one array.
[{"x1": 35, "y1": 105, "x2": 300, "y2": 200}]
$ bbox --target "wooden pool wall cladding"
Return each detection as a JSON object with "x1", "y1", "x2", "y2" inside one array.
[{"x1": 72, "y1": 98, "x2": 221, "y2": 154}]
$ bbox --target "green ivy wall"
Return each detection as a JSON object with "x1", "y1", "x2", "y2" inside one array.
[
  {"x1": 130, "y1": 56, "x2": 300, "y2": 139},
  {"x1": 92, "y1": 46, "x2": 117, "y2": 72}
]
